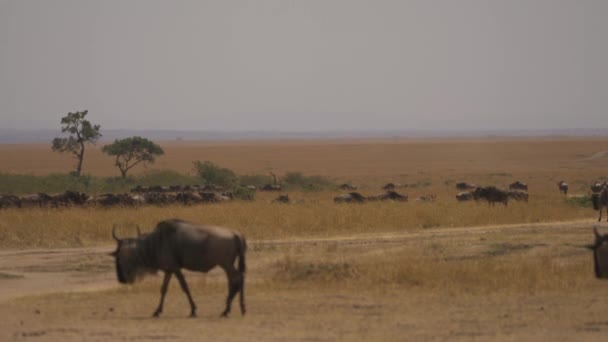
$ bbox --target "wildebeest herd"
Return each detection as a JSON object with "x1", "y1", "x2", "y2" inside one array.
[{"x1": 454, "y1": 181, "x2": 530, "y2": 206}]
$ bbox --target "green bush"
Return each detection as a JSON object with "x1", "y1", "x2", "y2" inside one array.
[
  {"x1": 192, "y1": 160, "x2": 237, "y2": 188},
  {"x1": 233, "y1": 186, "x2": 256, "y2": 201}
]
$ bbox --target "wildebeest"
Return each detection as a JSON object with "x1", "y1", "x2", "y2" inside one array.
[
  {"x1": 456, "y1": 182, "x2": 477, "y2": 190},
  {"x1": 382, "y1": 183, "x2": 396, "y2": 190},
  {"x1": 507, "y1": 190, "x2": 529, "y2": 202},
  {"x1": 50, "y1": 191, "x2": 89, "y2": 207},
  {"x1": 334, "y1": 192, "x2": 367, "y2": 203},
  {"x1": 200, "y1": 192, "x2": 232, "y2": 203},
  {"x1": 368, "y1": 191, "x2": 408, "y2": 202},
  {"x1": 591, "y1": 182, "x2": 607, "y2": 193},
  {"x1": 111, "y1": 219, "x2": 247, "y2": 318},
  {"x1": 0, "y1": 194, "x2": 21, "y2": 209},
  {"x1": 456, "y1": 192, "x2": 474, "y2": 202},
  {"x1": 415, "y1": 195, "x2": 436, "y2": 202},
  {"x1": 259, "y1": 184, "x2": 282, "y2": 192},
  {"x1": 509, "y1": 181, "x2": 528, "y2": 191},
  {"x1": 20, "y1": 193, "x2": 53, "y2": 208},
  {"x1": 176, "y1": 191, "x2": 202, "y2": 205},
  {"x1": 273, "y1": 194, "x2": 290, "y2": 203},
  {"x1": 588, "y1": 227, "x2": 608, "y2": 278},
  {"x1": 558, "y1": 181, "x2": 568, "y2": 195},
  {"x1": 338, "y1": 183, "x2": 358, "y2": 191},
  {"x1": 473, "y1": 186, "x2": 509, "y2": 206},
  {"x1": 592, "y1": 187, "x2": 608, "y2": 222}
]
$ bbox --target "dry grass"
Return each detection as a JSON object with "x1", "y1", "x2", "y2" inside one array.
[
  {"x1": 0, "y1": 192, "x2": 595, "y2": 249},
  {"x1": 1, "y1": 137, "x2": 607, "y2": 249}
]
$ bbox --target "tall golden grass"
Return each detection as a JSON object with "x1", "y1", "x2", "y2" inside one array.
[{"x1": 0, "y1": 138, "x2": 606, "y2": 249}]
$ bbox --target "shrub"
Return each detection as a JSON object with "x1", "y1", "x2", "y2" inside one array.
[
  {"x1": 233, "y1": 186, "x2": 256, "y2": 201},
  {"x1": 192, "y1": 161, "x2": 237, "y2": 188}
]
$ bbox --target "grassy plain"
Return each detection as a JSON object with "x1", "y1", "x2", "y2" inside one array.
[
  {"x1": 1, "y1": 137, "x2": 607, "y2": 249},
  {"x1": 1, "y1": 137, "x2": 608, "y2": 340}
]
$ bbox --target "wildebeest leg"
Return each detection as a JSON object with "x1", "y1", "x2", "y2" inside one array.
[
  {"x1": 221, "y1": 267, "x2": 241, "y2": 317},
  {"x1": 239, "y1": 273, "x2": 246, "y2": 315},
  {"x1": 153, "y1": 272, "x2": 172, "y2": 317},
  {"x1": 174, "y1": 270, "x2": 197, "y2": 317}
]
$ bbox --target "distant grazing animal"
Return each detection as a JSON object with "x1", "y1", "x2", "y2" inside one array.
[
  {"x1": 338, "y1": 183, "x2": 358, "y2": 191},
  {"x1": 558, "y1": 181, "x2": 568, "y2": 195},
  {"x1": 456, "y1": 192, "x2": 474, "y2": 202},
  {"x1": 20, "y1": 193, "x2": 53, "y2": 208},
  {"x1": 273, "y1": 194, "x2": 290, "y2": 203},
  {"x1": 260, "y1": 184, "x2": 282, "y2": 192},
  {"x1": 509, "y1": 181, "x2": 528, "y2": 191},
  {"x1": 111, "y1": 219, "x2": 247, "y2": 318},
  {"x1": 507, "y1": 190, "x2": 529, "y2": 202},
  {"x1": 368, "y1": 191, "x2": 408, "y2": 202},
  {"x1": 588, "y1": 227, "x2": 608, "y2": 279},
  {"x1": 415, "y1": 195, "x2": 436, "y2": 202},
  {"x1": 200, "y1": 192, "x2": 232, "y2": 203},
  {"x1": 592, "y1": 187, "x2": 608, "y2": 222},
  {"x1": 382, "y1": 183, "x2": 396, "y2": 190},
  {"x1": 334, "y1": 192, "x2": 367, "y2": 203},
  {"x1": 456, "y1": 182, "x2": 477, "y2": 191},
  {"x1": 473, "y1": 186, "x2": 509, "y2": 206},
  {"x1": 51, "y1": 191, "x2": 89, "y2": 207},
  {"x1": 176, "y1": 192, "x2": 202, "y2": 205},
  {"x1": 0, "y1": 194, "x2": 21, "y2": 209}
]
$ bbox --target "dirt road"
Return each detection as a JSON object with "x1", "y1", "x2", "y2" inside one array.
[{"x1": 0, "y1": 219, "x2": 598, "y2": 302}]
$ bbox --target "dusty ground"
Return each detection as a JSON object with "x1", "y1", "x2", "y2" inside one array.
[{"x1": 1, "y1": 220, "x2": 608, "y2": 341}]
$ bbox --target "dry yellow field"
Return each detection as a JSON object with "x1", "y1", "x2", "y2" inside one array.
[{"x1": 1, "y1": 137, "x2": 608, "y2": 341}]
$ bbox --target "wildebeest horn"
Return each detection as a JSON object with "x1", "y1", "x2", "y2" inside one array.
[
  {"x1": 136, "y1": 225, "x2": 142, "y2": 237},
  {"x1": 112, "y1": 225, "x2": 120, "y2": 242}
]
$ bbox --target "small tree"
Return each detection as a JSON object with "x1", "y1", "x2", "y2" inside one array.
[
  {"x1": 51, "y1": 110, "x2": 102, "y2": 177},
  {"x1": 102, "y1": 136, "x2": 164, "y2": 178}
]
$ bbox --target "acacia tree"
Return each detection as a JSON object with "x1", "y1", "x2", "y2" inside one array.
[
  {"x1": 51, "y1": 110, "x2": 102, "y2": 177},
  {"x1": 102, "y1": 136, "x2": 164, "y2": 178}
]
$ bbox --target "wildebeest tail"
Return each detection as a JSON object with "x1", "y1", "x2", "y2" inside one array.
[{"x1": 234, "y1": 235, "x2": 247, "y2": 273}]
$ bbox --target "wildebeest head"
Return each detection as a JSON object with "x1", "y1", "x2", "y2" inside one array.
[
  {"x1": 110, "y1": 225, "x2": 152, "y2": 284},
  {"x1": 589, "y1": 227, "x2": 608, "y2": 279}
]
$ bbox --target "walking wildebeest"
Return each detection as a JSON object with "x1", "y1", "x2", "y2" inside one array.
[
  {"x1": 592, "y1": 187, "x2": 608, "y2": 222},
  {"x1": 111, "y1": 219, "x2": 247, "y2": 318},
  {"x1": 588, "y1": 227, "x2": 608, "y2": 278},
  {"x1": 509, "y1": 181, "x2": 528, "y2": 191},
  {"x1": 558, "y1": 181, "x2": 568, "y2": 195},
  {"x1": 473, "y1": 186, "x2": 509, "y2": 206},
  {"x1": 334, "y1": 192, "x2": 367, "y2": 203}
]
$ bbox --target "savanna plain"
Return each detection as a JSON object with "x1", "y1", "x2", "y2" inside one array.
[{"x1": 1, "y1": 138, "x2": 608, "y2": 341}]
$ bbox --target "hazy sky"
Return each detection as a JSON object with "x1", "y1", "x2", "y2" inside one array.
[{"x1": 1, "y1": 1, "x2": 606, "y2": 131}]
